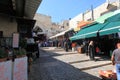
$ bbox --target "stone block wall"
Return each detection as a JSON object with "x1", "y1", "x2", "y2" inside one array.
[{"x1": 0, "y1": 15, "x2": 17, "y2": 37}]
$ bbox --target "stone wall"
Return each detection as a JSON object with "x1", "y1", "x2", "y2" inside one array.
[{"x1": 0, "y1": 15, "x2": 17, "y2": 37}]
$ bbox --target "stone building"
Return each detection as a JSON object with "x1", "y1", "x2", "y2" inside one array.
[
  {"x1": 34, "y1": 13, "x2": 52, "y2": 36},
  {"x1": 69, "y1": 0, "x2": 119, "y2": 29},
  {"x1": 34, "y1": 13, "x2": 54, "y2": 39},
  {"x1": 59, "y1": 20, "x2": 69, "y2": 31},
  {"x1": 0, "y1": 0, "x2": 42, "y2": 47},
  {"x1": 34, "y1": 13, "x2": 69, "y2": 39},
  {"x1": 51, "y1": 23, "x2": 61, "y2": 35}
]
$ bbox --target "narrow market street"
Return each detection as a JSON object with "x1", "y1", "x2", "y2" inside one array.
[
  {"x1": 28, "y1": 47, "x2": 113, "y2": 80},
  {"x1": 1, "y1": 0, "x2": 120, "y2": 80}
]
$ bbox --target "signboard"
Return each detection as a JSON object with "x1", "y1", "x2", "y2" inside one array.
[
  {"x1": 0, "y1": 61, "x2": 12, "y2": 80},
  {"x1": 13, "y1": 57, "x2": 28, "y2": 80},
  {"x1": 12, "y1": 33, "x2": 19, "y2": 48}
]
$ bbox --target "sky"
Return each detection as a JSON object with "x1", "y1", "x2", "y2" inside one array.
[{"x1": 37, "y1": 0, "x2": 107, "y2": 23}]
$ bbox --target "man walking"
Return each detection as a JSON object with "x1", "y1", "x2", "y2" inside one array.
[
  {"x1": 111, "y1": 42, "x2": 120, "y2": 80},
  {"x1": 64, "y1": 38, "x2": 69, "y2": 52}
]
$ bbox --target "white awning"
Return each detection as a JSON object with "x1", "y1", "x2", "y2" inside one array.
[
  {"x1": 37, "y1": 32, "x2": 46, "y2": 35},
  {"x1": 49, "y1": 29, "x2": 72, "y2": 39}
]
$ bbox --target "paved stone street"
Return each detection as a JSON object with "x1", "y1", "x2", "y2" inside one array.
[{"x1": 28, "y1": 47, "x2": 113, "y2": 80}]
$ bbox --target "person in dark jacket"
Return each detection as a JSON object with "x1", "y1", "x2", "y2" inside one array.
[
  {"x1": 84, "y1": 40, "x2": 89, "y2": 56},
  {"x1": 88, "y1": 41, "x2": 95, "y2": 60},
  {"x1": 64, "y1": 38, "x2": 69, "y2": 52}
]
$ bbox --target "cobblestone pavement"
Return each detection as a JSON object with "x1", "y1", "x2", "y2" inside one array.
[{"x1": 28, "y1": 47, "x2": 113, "y2": 80}]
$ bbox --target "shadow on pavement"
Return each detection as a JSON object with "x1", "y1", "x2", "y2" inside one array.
[
  {"x1": 40, "y1": 49, "x2": 78, "y2": 57},
  {"x1": 28, "y1": 49, "x2": 102, "y2": 80},
  {"x1": 68, "y1": 53, "x2": 111, "y2": 64}
]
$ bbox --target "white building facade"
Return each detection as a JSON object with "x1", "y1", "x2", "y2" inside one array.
[{"x1": 69, "y1": 0, "x2": 118, "y2": 29}]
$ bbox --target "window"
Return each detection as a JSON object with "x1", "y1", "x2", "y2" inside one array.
[
  {"x1": 0, "y1": 31, "x2": 3, "y2": 37},
  {"x1": 66, "y1": 23, "x2": 69, "y2": 26}
]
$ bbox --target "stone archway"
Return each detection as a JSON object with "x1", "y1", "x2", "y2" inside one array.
[{"x1": 33, "y1": 25, "x2": 47, "y2": 41}]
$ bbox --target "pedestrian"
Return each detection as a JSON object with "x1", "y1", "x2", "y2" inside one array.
[
  {"x1": 84, "y1": 40, "x2": 89, "y2": 56},
  {"x1": 88, "y1": 40, "x2": 95, "y2": 60},
  {"x1": 64, "y1": 38, "x2": 69, "y2": 52},
  {"x1": 38, "y1": 40, "x2": 42, "y2": 56},
  {"x1": 111, "y1": 42, "x2": 120, "y2": 80},
  {"x1": 35, "y1": 41, "x2": 40, "y2": 58}
]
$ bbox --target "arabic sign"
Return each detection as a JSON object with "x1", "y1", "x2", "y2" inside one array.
[{"x1": 12, "y1": 33, "x2": 19, "y2": 48}]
